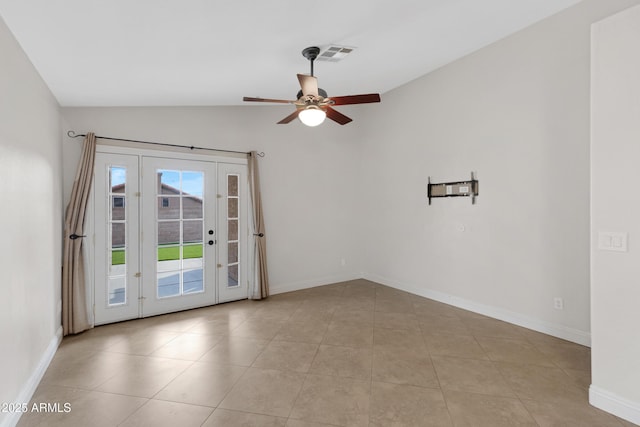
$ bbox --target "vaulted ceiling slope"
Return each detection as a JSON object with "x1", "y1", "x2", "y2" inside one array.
[{"x1": 0, "y1": 0, "x2": 582, "y2": 106}]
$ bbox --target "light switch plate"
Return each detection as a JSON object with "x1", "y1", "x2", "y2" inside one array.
[{"x1": 598, "y1": 232, "x2": 628, "y2": 252}]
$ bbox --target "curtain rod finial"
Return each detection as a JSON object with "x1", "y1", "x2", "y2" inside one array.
[{"x1": 67, "y1": 130, "x2": 84, "y2": 138}]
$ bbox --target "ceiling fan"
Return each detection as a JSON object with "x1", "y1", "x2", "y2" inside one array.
[{"x1": 243, "y1": 46, "x2": 381, "y2": 126}]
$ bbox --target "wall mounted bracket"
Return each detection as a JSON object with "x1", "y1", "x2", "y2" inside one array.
[{"x1": 428, "y1": 172, "x2": 479, "y2": 205}]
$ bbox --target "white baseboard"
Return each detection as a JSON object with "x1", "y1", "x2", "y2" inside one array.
[
  {"x1": 269, "y1": 272, "x2": 362, "y2": 296},
  {"x1": 363, "y1": 273, "x2": 591, "y2": 347},
  {"x1": 590, "y1": 385, "x2": 640, "y2": 425},
  {"x1": 2, "y1": 327, "x2": 62, "y2": 427}
]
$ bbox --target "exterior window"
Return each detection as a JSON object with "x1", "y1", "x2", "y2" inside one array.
[
  {"x1": 109, "y1": 167, "x2": 127, "y2": 306},
  {"x1": 162, "y1": 197, "x2": 169, "y2": 208},
  {"x1": 227, "y1": 174, "x2": 239, "y2": 287}
]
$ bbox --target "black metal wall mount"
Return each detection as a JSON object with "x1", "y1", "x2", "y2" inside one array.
[{"x1": 428, "y1": 172, "x2": 479, "y2": 205}]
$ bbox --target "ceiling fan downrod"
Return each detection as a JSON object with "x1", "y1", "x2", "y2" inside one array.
[{"x1": 301, "y1": 46, "x2": 320, "y2": 77}]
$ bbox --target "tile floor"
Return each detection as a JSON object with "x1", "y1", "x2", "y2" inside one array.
[{"x1": 17, "y1": 280, "x2": 636, "y2": 427}]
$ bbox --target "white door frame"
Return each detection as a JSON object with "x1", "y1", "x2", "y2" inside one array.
[{"x1": 89, "y1": 144, "x2": 252, "y2": 325}]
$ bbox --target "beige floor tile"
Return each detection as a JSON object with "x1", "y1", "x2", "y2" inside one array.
[
  {"x1": 228, "y1": 319, "x2": 284, "y2": 339},
  {"x1": 250, "y1": 307, "x2": 295, "y2": 322},
  {"x1": 618, "y1": 417, "x2": 640, "y2": 427},
  {"x1": 462, "y1": 317, "x2": 525, "y2": 339},
  {"x1": 308, "y1": 344, "x2": 372, "y2": 380},
  {"x1": 496, "y1": 362, "x2": 588, "y2": 404},
  {"x1": 342, "y1": 284, "x2": 377, "y2": 299},
  {"x1": 444, "y1": 390, "x2": 538, "y2": 426},
  {"x1": 202, "y1": 408, "x2": 287, "y2": 427},
  {"x1": 413, "y1": 299, "x2": 462, "y2": 318},
  {"x1": 334, "y1": 297, "x2": 376, "y2": 312},
  {"x1": 372, "y1": 346, "x2": 439, "y2": 388},
  {"x1": 418, "y1": 314, "x2": 471, "y2": 336},
  {"x1": 55, "y1": 326, "x2": 128, "y2": 353},
  {"x1": 24, "y1": 282, "x2": 612, "y2": 426},
  {"x1": 563, "y1": 367, "x2": 591, "y2": 391},
  {"x1": 273, "y1": 320, "x2": 330, "y2": 344},
  {"x1": 305, "y1": 285, "x2": 345, "y2": 297},
  {"x1": 186, "y1": 318, "x2": 241, "y2": 335},
  {"x1": 476, "y1": 336, "x2": 557, "y2": 367},
  {"x1": 39, "y1": 351, "x2": 134, "y2": 390},
  {"x1": 374, "y1": 296, "x2": 415, "y2": 314},
  {"x1": 373, "y1": 327, "x2": 427, "y2": 351},
  {"x1": 131, "y1": 315, "x2": 204, "y2": 333},
  {"x1": 204, "y1": 307, "x2": 253, "y2": 324},
  {"x1": 119, "y1": 399, "x2": 212, "y2": 427},
  {"x1": 286, "y1": 419, "x2": 341, "y2": 427},
  {"x1": 18, "y1": 386, "x2": 147, "y2": 427},
  {"x1": 198, "y1": 336, "x2": 268, "y2": 366},
  {"x1": 331, "y1": 308, "x2": 375, "y2": 324},
  {"x1": 289, "y1": 307, "x2": 335, "y2": 323},
  {"x1": 290, "y1": 374, "x2": 370, "y2": 427},
  {"x1": 104, "y1": 329, "x2": 181, "y2": 356},
  {"x1": 150, "y1": 333, "x2": 223, "y2": 360},
  {"x1": 370, "y1": 381, "x2": 452, "y2": 427},
  {"x1": 517, "y1": 327, "x2": 575, "y2": 347},
  {"x1": 431, "y1": 355, "x2": 515, "y2": 397},
  {"x1": 322, "y1": 321, "x2": 373, "y2": 348},
  {"x1": 154, "y1": 362, "x2": 246, "y2": 406},
  {"x1": 374, "y1": 311, "x2": 421, "y2": 331},
  {"x1": 521, "y1": 398, "x2": 626, "y2": 427},
  {"x1": 219, "y1": 367, "x2": 305, "y2": 417},
  {"x1": 95, "y1": 356, "x2": 192, "y2": 397},
  {"x1": 251, "y1": 340, "x2": 319, "y2": 372},
  {"x1": 424, "y1": 333, "x2": 489, "y2": 359},
  {"x1": 534, "y1": 341, "x2": 591, "y2": 371}
]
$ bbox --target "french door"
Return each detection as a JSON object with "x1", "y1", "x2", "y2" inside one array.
[{"x1": 93, "y1": 151, "x2": 249, "y2": 325}]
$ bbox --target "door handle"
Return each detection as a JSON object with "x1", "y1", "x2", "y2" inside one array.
[{"x1": 208, "y1": 240, "x2": 216, "y2": 245}]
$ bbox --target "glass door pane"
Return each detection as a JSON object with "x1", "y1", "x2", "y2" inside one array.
[
  {"x1": 218, "y1": 163, "x2": 248, "y2": 303},
  {"x1": 141, "y1": 158, "x2": 216, "y2": 317},
  {"x1": 155, "y1": 169, "x2": 205, "y2": 298},
  {"x1": 94, "y1": 153, "x2": 140, "y2": 325}
]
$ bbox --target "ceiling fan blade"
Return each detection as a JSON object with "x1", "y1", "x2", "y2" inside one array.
[
  {"x1": 297, "y1": 74, "x2": 319, "y2": 97},
  {"x1": 277, "y1": 109, "x2": 300, "y2": 124},
  {"x1": 243, "y1": 96, "x2": 295, "y2": 104},
  {"x1": 325, "y1": 106, "x2": 352, "y2": 125},
  {"x1": 327, "y1": 93, "x2": 381, "y2": 105}
]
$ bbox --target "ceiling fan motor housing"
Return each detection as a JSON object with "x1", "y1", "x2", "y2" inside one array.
[{"x1": 296, "y1": 88, "x2": 328, "y2": 100}]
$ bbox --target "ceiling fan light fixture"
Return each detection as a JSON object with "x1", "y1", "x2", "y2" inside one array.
[{"x1": 298, "y1": 105, "x2": 326, "y2": 127}]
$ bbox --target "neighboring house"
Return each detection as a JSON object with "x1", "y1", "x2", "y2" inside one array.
[{"x1": 110, "y1": 173, "x2": 203, "y2": 248}]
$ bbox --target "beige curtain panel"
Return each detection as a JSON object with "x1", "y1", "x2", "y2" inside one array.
[
  {"x1": 248, "y1": 151, "x2": 269, "y2": 299},
  {"x1": 62, "y1": 132, "x2": 96, "y2": 335}
]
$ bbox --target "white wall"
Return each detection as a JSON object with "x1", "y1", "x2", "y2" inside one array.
[
  {"x1": 590, "y1": 4, "x2": 640, "y2": 424},
  {"x1": 61, "y1": 106, "x2": 368, "y2": 294},
  {"x1": 0, "y1": 14, "x2": 62, "y2": 427},
  {"x1": 359, "y1": 0, "x2": 640, "y2": 346}
]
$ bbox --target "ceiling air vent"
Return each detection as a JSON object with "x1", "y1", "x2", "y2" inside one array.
[{"x1": 316, "y1": 46, "x2": 356, "y2": 62}]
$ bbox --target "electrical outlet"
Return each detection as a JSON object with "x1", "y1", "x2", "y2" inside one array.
[
  {"x1": 554, "y1": 297, "x2": 564, "y2": 310},
  {"x1": 340, "y1": 258, "x2": 346, "y2": 267}
]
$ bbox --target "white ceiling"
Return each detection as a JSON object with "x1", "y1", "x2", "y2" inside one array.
[{"x1": 0, "y1": 0, "x2": 582, "y2": 107}]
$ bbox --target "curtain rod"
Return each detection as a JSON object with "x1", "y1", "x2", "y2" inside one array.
[{"x1": 66, "y1": 130, "x2": 265, "y2": 157}]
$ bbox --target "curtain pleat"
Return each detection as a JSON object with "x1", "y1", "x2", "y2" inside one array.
[
  {"x1": 248, "y1": 151, "x2": 269, "y2": 299},
  {"x1": 62, "y1": 132, "x2": 96, "y2": 335}
]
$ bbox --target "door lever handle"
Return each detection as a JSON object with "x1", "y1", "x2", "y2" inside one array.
[
  {"x1": 69, "y1": 234, "x2": 86, "y2": 240},
  {"x1": 253, "y1": 233, "x2": 264, "y2": 237}
]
